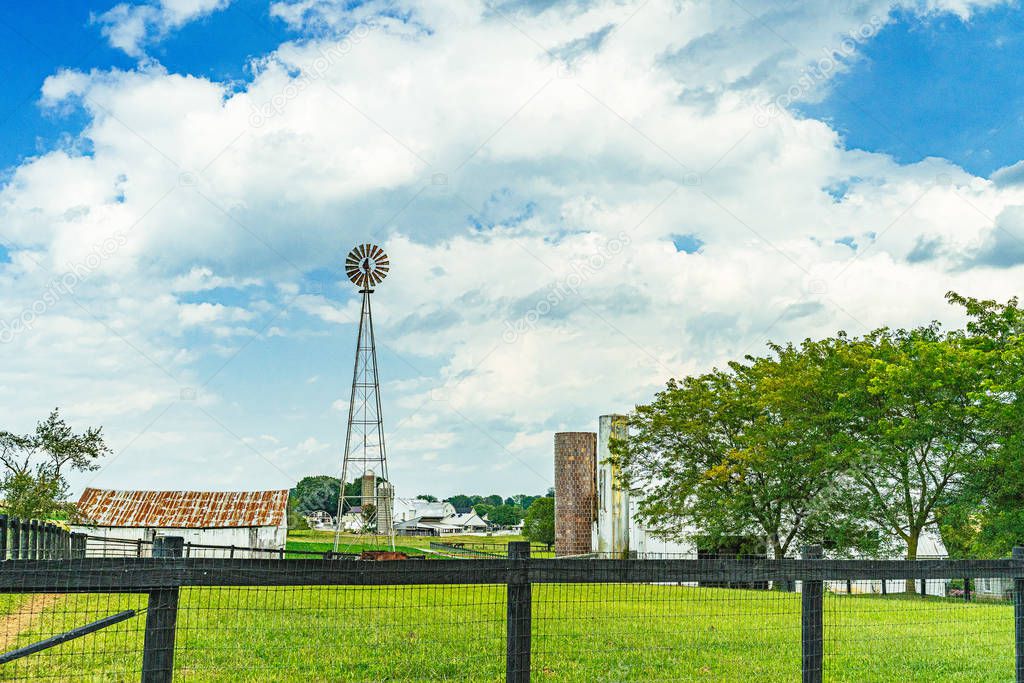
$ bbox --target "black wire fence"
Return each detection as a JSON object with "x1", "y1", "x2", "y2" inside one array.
[{"x1": 0, "y1": 541, "x2": 1020, "y2": 681}]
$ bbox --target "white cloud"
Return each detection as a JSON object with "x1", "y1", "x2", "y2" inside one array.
[
  {"x1": 94, "y1": 0, "x2": 233, "y2": 58},
  {"x1": 178, "y1": 302, "x2": 256, "y2": 326},
  {"x1": 3, "y1": 0, "x2": 1022, "y2": 498},
  {"x1": 172, "y1": 267, "x2": 262, "y2": 292}
]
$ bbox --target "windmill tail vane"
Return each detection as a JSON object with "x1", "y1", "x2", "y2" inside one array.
[{"x1": 334, "y1": 243, "x2": 395, "y2": 553}]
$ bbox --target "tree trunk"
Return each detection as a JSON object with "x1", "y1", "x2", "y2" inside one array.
[
  {"x1": 905, "y1": 532, "x2": 919, "y2": 594},
  {"x1": 771, "y1": 540, "x2": 793, "y2": 591}
]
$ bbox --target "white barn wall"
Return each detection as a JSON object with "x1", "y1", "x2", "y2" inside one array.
[{"x1": 73, "y1": 523, "x2": 287, "y2": 558}]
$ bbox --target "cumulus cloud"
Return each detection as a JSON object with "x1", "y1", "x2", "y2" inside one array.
[
  {"x1": 94, "y1": 0, "x2": 233, "y2": 57},
  {"x1": 3, "y1": 0, "x2": 1023, "y2": 497}
]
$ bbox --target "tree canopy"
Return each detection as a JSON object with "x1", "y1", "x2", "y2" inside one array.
[
  {"x1": 0, "y1": 408, "x2": 110, "y2": 519},
  {"x1": 524, "y1": 497, "x2": 555, "y2": 547},
  {"x1": 612, "y1": 293, "x2": 1024, "y2": 559}
]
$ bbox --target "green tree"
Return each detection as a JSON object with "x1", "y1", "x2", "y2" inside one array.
[
  {"x1": 416, "y1": 494, "x2": 438, "y2": 502},
  {"x1": 486, "y1": 504, "x2": 523, "y2": 526},
  {"x1": 445, "y1": 494, "x2": 474, "y2": 510},
  {"x1": 0, "y1": 409, "x2": 110, "y2": 519},
  {"x1": 524, "y1": 497, "x2": 554, "y2": 548},
  {"x1": 610, "y1": 338, "x2": 866, "y2": 559},
  {"x1": 835, "y1": 323, "x2": 990, "y2": 569},
  {"x1": 935, "y1": 293, "x2": 1024, "y2": 557},
  {"x1": 290, "y1": 475, "x2": 340, "y2": 515},
  {"x1": 287, "y1": 499, "x2": 310, "y2": 530}
]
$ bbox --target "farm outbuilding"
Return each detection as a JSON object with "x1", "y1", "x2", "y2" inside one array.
[{"x1": 72, "y1": 487, "x2": 289, "y2": 557}]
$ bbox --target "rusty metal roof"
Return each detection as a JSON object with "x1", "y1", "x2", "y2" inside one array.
[{"x1": 76, "y1": 488, "x2": 289, "y2": 528}]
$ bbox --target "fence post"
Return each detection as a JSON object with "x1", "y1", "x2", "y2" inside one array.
[
  {"x1": 153, "y1": 536, "x2": 184, "y2": 559},
  {"x1": 802, "y1": 545, "x2": 823, "y2": 683},
  {"x1": 11, "y1": 519, "x2": 21, "y2": 560},
  {"x1": 964, "y1": 577, "x2": 971, "y2": 603},
  {"x1": 1014, "y1": 546, "x2": 1023, "y2": 683},
  {"x1": 70, "y1": 533, "x2": 87, "y2": 559},
  {"x1": 0, "y1": 515, "x2": 6, "y2": 561},
  {"x1": 142, "y1": 587, "x2": 179, "y2": 683},
  {"x1": 506, "y1": 541, "x2": 531, "y2": 683},
  {"x1": 21, "y1": 520, "x2": 30, "y2": 560}
]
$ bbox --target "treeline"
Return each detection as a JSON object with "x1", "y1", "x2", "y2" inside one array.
[
  {"x1": 290, "y1": 475, "x2": 552, "y2": 527},
  {"x1": 424, "y1": 492, "x2": 552, "y2": 526},
  {"x1": 611, "y1": 293, "x2": 1024, "y2": 560}
]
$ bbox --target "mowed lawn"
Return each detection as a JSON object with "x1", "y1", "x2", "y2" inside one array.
[
  {"x1": 287, "y1": 530, "x2": 531, "y2": 556},
  {"x1": 0, "y1": 583, "x2": 1013, "y2": 682}
]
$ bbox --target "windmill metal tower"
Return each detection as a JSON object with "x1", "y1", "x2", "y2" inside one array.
[{"x1": 334, "y1": 243, "x2": 395, "y2": 552}]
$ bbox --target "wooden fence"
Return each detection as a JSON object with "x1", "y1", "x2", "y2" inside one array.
[
  {"x1": 0, "y1": 514, "x2": 84, "y2": 560},
  {"x1": 0, "y1": 542, "x2": 1021, "y2": 682}
]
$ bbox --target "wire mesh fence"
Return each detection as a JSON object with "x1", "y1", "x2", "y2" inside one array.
[
  {"x1": 0, "y1": 543, "x2": 1020, "y2": 682},
  {"x1": 824, "y1": 578, "x2": 1014, "y2": 682}
]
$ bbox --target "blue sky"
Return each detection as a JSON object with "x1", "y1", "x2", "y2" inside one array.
[
  {"x1": 0, "y1": 1, "x2": 288, "y2": 171},
  {"x1": 1, "y1": 1, "x2": 1023, "y2": 499},
  {"x1": 800, "y1": 4, "x2": 1024, "y2": 177}
]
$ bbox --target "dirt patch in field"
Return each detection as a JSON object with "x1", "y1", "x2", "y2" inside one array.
[{"x1": 0, "y1": 594, "x2": 61, "y2": 651}]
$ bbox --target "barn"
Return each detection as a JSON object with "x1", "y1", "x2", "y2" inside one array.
[{"x1": 72, "y1": 487, "x2": 289, "y2": 558}]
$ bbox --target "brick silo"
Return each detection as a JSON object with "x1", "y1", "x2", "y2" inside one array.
[{"x1": 554, "y1": 431, "x2": 597, "y2": 557}]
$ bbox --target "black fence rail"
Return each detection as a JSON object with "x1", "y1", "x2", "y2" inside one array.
[
  {"x1": 0, "y1": 515, "x2": 80, "y2": 561},
  {"x1": 0, "y1": 543, "x2": 1021, "y2": 681}
]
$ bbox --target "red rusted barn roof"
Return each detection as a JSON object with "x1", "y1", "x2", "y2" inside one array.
[{"x1": 76, "y1": 488, "x2": 289, "y2": 528}]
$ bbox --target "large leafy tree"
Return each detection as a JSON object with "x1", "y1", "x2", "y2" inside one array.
[
  {"x1": 611, "y1": 338, "x2": 863, "y2": 559},
  {"x1": 0, "y1": 409, "x2": 110, "y2": 519},
  {"x1": 524, "y1": 497, "x2": 555, "y2": 548},
  {"x1": 836, "y1": 323, "x2": 991, "y2": 565},
  {"x1": 290, "y1": 475, "x2": 340, "y2": 515},
  {"x1": 936, "y1": 293, "x2": 1024, "y2": 557}
]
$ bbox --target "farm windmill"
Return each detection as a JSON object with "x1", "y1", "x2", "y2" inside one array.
[{"x1": 334, "y1": 243, "x2": 395, "y2": 552}]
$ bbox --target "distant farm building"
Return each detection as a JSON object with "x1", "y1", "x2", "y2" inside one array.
[
  {"x1": 393, "y1": 501, "x2": 489, "y2": 536},
  {"x1": 73, "y1": 488, "x2": 288, "y2": 557},
  {"x1": 304, "y1": 510, "x2": 335, "y2": 529}
]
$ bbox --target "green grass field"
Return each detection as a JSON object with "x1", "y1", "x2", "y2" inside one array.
[
  {"x1": 0, "y1": 582, "x2": 1013, "y2": 681},
  {"x1": 285, "y1": 531, "x2": 537, "y2": 559}
]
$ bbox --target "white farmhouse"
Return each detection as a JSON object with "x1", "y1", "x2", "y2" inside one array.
[
  {"x1": 73, "y1": 488, "x2": 289, "y2": 558},
  {"x1": 393, "y1": 505, "x2": 489, "y2": 536},
  {"x1": 392, "y1": 498, "x2": 457, "y2": 523}
]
